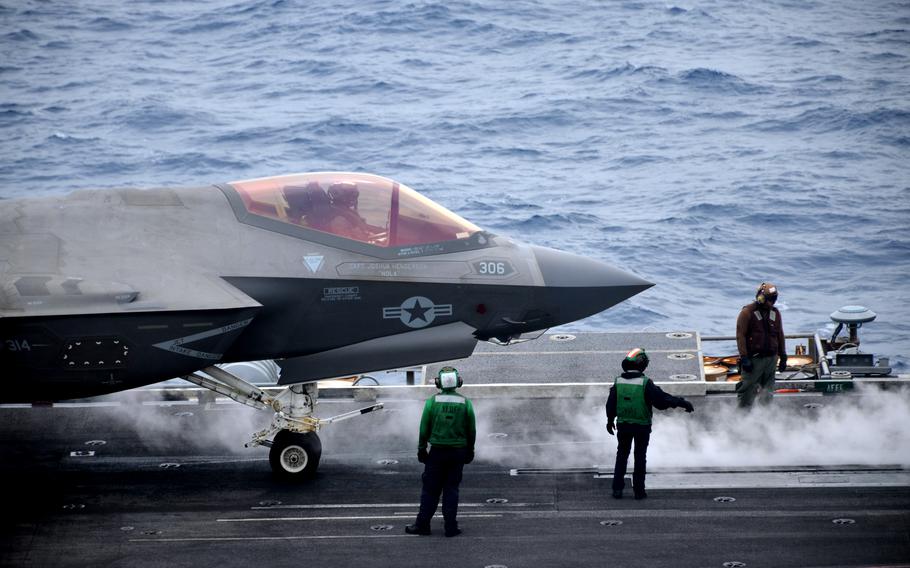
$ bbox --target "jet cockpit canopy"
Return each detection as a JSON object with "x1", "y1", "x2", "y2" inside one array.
[{"x1": 227, "y1": 172, "x2": 481, "y2": 249}]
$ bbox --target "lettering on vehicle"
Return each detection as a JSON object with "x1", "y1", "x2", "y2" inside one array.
[
  {"x1": 396, "y1": 243, "x2": 446, "y2": 257},
  {"x1": 340, "y1": 261, "x2": 431, "y2": 278},
  {"x1": 472, "y1": 260, "x2": 514, "y2": 277},
  {"x1": 336, "y1": 261, "x2": 469, "y2": 279},
  {"x1": 382, "y1": 296, "x2": 453, "y2": 329},
  {"x1": 322, "y1": 286, "x2": 362, "y2": 302},
  {"x1": 152, "y1": 318, "x2": 254, "y2": 360},
  {"x1": 4, "y1": 339, "x2": 31, "y2": 352}
]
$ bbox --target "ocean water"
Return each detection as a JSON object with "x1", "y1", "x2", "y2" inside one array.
[{"x1": 2, "y1": 0, "x2": 908, "y2": 367}]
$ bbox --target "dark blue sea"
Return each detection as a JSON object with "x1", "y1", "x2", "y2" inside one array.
[{"x1": 2, "y1": 0, "x2": 908, "y2": 367}]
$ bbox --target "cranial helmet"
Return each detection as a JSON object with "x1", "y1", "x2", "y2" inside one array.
[
  {"x1": 435, "y1": 366, "x2": 462, "y2": 389},
  {"x1": 622, "y1": 347, "x2": 649, "y2": 373},
  {"x1": 756, "y1": 282, "x2": 779, "y2": 305},
  {"x1": 328, "y1": 182, "x2": 359, "y2": 208}
]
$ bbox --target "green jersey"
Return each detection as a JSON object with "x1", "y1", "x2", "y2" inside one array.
[
  {"x1": 418, "y1": 389, "x2": 476, "y2": 450},
  {"x1": 615, "y1": 373, "x2": 652, "y2": 425}
]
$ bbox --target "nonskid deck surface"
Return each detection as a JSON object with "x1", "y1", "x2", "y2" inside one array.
[
  {"x1": 2, "y1": 396, "x2": 908, "y2": 568},
  {"x1": 427, "y1": 330, "x2": 704, "y2": 385}
]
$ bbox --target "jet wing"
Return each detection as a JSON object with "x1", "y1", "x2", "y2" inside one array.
[{"x1": 0, "y1": 195, "x2": 260, "y2": 318}]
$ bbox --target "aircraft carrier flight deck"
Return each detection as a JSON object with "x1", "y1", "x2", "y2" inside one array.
[{"x1": 2, "y1": 331, "x2": 908, "y2": 568}]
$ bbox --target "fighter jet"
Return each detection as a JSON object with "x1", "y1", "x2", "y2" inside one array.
[{"x1": 0, "y1": 172, "x2": 651, "y2": 478}]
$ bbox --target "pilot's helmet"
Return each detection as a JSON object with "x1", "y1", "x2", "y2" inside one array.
[
  {"x1": 435, "y1": 366, "x2": 463, "y2": 390},
  {"x1": 284, "y1": 185, "x2": 314, "y2": 213},
  {"x1": 285, "y1": 182, "x2": 328, "y2": 214},
  {"x1": 755, "y1": 282, "x2": 778, "y2": 305},
  {"x1": 328, "y1": 182, "x2": 359, "y2": 208},
  {"x1": 621, "y1": 348, "x2": 649, "y2": 373}
]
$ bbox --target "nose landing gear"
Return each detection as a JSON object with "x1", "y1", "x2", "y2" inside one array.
[{"x1": 182, "y1": 365, "x2": 382, "y2": 480}]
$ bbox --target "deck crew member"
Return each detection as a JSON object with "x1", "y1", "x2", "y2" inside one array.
[
  {"x1": 606, "y1": 348, "x2": 694, "y2": 500},
  {"x1": 406, "y1": 366, "x2": 476, "y2": 537},
  {"x1": 736, "y1": 282, "x2": 787, "y2": 408}
]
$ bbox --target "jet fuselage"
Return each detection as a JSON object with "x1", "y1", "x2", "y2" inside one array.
[{"x1": 0, "y1": 173, "x2": 651, "y2": 401}]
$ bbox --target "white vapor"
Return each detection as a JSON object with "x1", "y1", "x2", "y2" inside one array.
[{"x1": 473, "y1": 385, "x2": 910, "y2": 470}]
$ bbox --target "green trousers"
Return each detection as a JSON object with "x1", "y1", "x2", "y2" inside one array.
[{"x1": 737, "y1": 354, "x2": 778, "y2": 408}]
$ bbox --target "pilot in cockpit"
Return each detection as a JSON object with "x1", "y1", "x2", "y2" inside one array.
[
  {"x1": 325, "y1": 182, "x2": 371, "y2": 240},
  {"x1": 284, "y1": 182, "x2": 331, "y2": 228},
  {"x1": 284, "y1": 180, "x2": 375, "y2": 241}
]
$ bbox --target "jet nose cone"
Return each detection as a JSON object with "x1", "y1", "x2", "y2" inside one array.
[{"x1": 531, "y1": 245, "x2": 653, "y2": 323}]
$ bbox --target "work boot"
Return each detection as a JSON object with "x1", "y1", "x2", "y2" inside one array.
[
  {"x1": 612, "y1": 490, "x2": 623, "y2": 499},
  {"x1": 445, "y1": 528, "x2": 462, "y2": 538},
  {"x1": 405, "y1": 524, "x2": 431, "y2": 535}
]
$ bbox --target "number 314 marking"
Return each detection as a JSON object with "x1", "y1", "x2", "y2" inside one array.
[{"x1": 4, "y1": 339, "x2": 31, "y2": 352}]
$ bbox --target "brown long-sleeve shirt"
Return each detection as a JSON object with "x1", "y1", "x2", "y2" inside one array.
[{"x1": 736, "y1": 302, "x2": 785, "y2": 358}]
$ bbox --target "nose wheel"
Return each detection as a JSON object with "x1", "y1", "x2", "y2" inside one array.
[{"x1": 269, "y1": 430, "x2": 322, "y2": 479}]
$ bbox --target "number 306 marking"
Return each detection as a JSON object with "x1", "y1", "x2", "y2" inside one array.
[{"x1": 476, "y1": 261, "x2": 511, "y2": 275}]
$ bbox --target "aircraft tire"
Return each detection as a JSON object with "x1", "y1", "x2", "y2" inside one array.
[{"x1": 269, "y1": 430, "x2": 322, "y2": 480}]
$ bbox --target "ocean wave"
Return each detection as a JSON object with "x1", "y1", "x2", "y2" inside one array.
[
  {"x1": 108, "y1": 101, "x2": 211, "y2": 132},
  {"x1": 0, "y1": 106, "x2": 33, "y2": 125},
  {"x1": 792, "y1": 74, "x2": 846, "y2": 83},
  {"x1": 86, "y1": 17, "x2": 133, "y2": 32},
  {"x1": 569, "y1": 62, "x2": 668, "y2": 82},
  {"x1": 786, "y1": 36, "x2": 826, "y2": 48},
  {"x1": 499, "y1": 29, "x2": 573, "y2": 49},
  {"x1": 608, "y1": 154, "x2": 670, "y2": 168},
  {"x1": 477, "y1": 110, "x2": 575, "y2": 132},
  {"x1": 42, "y1": 40, "x2": 71, "y2": 50},
  {"x1": 748, "y1": 106, "x2": 910, "y2": 133},
  {"x1": 149, "y1": 152, "x2": 248, "y2": 174},
  {"x1": 313, "y1": 79, "x2": 413, "y2": 96},
  {"x1": 665, "y1": 6, "x2": 718, "y2": 20},
  {"x1": 868, "y1": 52, "x2": 906, "y2": 60},
  {"x1": 4, "y1": 29, "x2": 38, "y2": 42},
  {"x1": 498, "y1": 212, "x2": 603, "y2": 231},
  {"x1": 222, "y1": 0, "x2": 290, "y2": 17},
  {"x1": 344, "y1": 4, "x2": 453, "y2": 31},
  {"x1": 683, "y1": 202, "x2": 736, "y2": 216},
  {"x1": 309, "y1": 118, "x2": 398, "y2": 136},
  {"x1": 857, "y1": 29, "x2": 908, "y2": 39},
  {"x1": 460, "y1": 199, "x2": 498, "y2": 213},
  {"x1": 692, "y1": 110, "x2": 753, "y2": 120},
  {"x1": 477, "y1": 146, "x2": 544, "y2": 159},
  {"x1": 671, "y1": 68, "x2": 769, "y2": 95},
  {"x1": 213, "y1": 127, "x2": 287, "y2": 144},
  {"x1": 170, "y1": 18, "x2": 242, "y2": 35},
  {"x1": 284, "y1": 58, "x2": 347, "y2": 79},
  {"x1": 819, "y1": 150, "x2": 865, "y2": 160},
  {"x1": 45, "y1": 133, "x2": 100, "y2": 145}
]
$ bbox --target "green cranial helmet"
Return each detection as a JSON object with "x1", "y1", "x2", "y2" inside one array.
[
  {"x1": 621, "y1": 347, "x2": 649, "y2": 372},
  {"x1": 435, "y1": 366, "x2": 462, "y2": 389}
]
